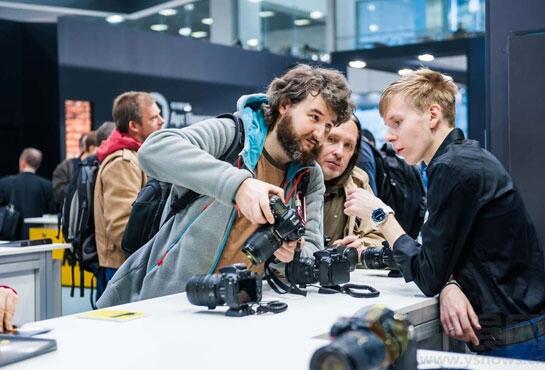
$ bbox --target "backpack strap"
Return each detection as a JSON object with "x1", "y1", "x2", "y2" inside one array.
[
  {"x1": 297, "y1": 169, "x2": 311, "y2": 198},
  {"x1": 166, "y1": 113, "x2": 245, "y2": 219}
]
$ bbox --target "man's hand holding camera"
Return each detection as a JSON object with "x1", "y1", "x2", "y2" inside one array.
[
  {"x1": 236, "y1": 178, "x2": 284, "y2": 224},
  {"x1": 236, "y1": 178, "x2": 299, "y2": 263},
  {"x1": 274, "y1": 239, "x2": 302, "y2": 263}
]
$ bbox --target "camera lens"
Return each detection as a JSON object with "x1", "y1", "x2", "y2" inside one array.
[
  {"x1": 186, "y1": 273, "x2": 223, "y2": 309},
  {"x1": 310, "y1": 331, "x2": 386, "y2": 370},
  {"x1": 241, "y1": 225, "x2": 282, "y2": 265},
  {"x1": 312, "y1": 352, "x2": 353, "y2": 370},
  {"x1": 361, "y1": 246, "x2": 385, "y2": 269},
  {"x1": 338, "y1": 246, "x2": 358, "y2": 272}
]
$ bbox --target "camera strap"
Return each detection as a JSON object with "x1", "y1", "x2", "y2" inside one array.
[
  {"x1": 255, "y1": 301, "x2": 288, "y2": 314},
  {"x1": 264, "y1": 258, "x2": 307, "y2": 297},
  {"x1": 339, "y1": 283, "x2": 380, "y2": 298},
  {"x1": 316, "y1": 284, "x2": 380, "y2": 298}
]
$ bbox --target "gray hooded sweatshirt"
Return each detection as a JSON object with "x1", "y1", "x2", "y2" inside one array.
[{"x1": 96, "y1": 94, "x2": 325, "y2": 307}]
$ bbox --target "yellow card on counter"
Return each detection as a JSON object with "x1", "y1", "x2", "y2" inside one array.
[{"x1": 78, "y1": 309, "x2": 146, "y2": 322}]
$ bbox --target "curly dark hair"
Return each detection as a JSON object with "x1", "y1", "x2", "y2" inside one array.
[{"x1": 263, "y1": 64, "x2": 354, "y2": 130}]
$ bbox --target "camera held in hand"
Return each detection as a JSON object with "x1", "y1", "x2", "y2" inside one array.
[
  {"x1": 185, "y1": 264, "x2": 262, "y2": 317},
  {"x1": 242, "y1": 195, "x2": 305, "y2": 265},
  {"x1": 324, "y1": 236, "x2": 359, "y2": 272},
  {"x1": 310, "y1": 304, "x2": 416, "y2": 370}
]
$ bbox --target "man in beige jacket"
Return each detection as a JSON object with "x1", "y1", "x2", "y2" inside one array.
[
  {"x1": 317, "y1": 115, "x2": 385, "y2": 261},
  {"x1": 94, "y1": 92, "x2": 163, "y2": 297}
]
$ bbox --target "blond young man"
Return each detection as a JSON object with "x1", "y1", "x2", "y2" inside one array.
[{"x1": 344, "y1": 69, "x2": 545, "y2": 360}]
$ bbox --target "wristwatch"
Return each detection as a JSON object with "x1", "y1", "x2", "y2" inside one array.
[{"x1": 370, "y1": 206, "x2": 394, "y2": 229}]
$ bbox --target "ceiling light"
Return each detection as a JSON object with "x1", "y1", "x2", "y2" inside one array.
[
  {"x1": 106, "y1": 15, "x2": 124, "y2": 24},
  {"x1": 294, "y1": 19, "x2": 310, "y2": 26},
  {"x1": 418, "y1": 53, "x2": 435, "y2": 62},
  {"x1": 259, "y1": 11, "x2": 275, "y2": 18},
  {"x1": 150, "y1": 24, "x2": 168, "y2": 32},
  {"x1": 201, "y1": 17, "x2": 213, "y2": 25},
  {"x1": 246, "y1": 38, "x2": 259, "y2": 47},
  {"x1": 320, "y1": 53, "x2": 331, "y2": 63},
  {"x1": 248, "y1": 0, "x2": 263, "y2": 3},
  {"x1": 178, "y1": 27, "x2": 192, "y2": 36},
  {"x1": 184, "y1": 3, "x2": 194, "y2": 11},
  {"x1": 367, "y1": 4, "x2": 376, "y2": 11},
  {"x1": 398, "y1": 68, "x2": 413, "y2": 76},
  {"x1": 468, "y1": 0, "x2": 480, "y2": 13},
  {"x1": 310, "y1": 11, "x2": 323, "y2": 19},
  {"x1": 159, "y1": 8, "x2": 177, "y2": 16},
  {"x1": 369, "y1": 24, "x2": 379, "y2": 32},
  {"x1": 348, "y1": 60, "x2": 366, "y2": 69},
  {"x1": 191, "y1": 31, "x2": 208, "y2": 38}
]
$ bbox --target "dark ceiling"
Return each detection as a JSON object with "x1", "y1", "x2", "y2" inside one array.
[{"x1": 1, "y1": 0, "x2": 170, "y2": 13}]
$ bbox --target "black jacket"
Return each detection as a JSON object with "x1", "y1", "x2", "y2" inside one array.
[
  {"x1": 0, "y1": 172, "x2": 54, "y2": 239},
  {"x1": 393, "y1": 129, "x2": 545, "y2": 321}
]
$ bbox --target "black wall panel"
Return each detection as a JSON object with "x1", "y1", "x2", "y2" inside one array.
[
  {"x1": 0, "y1": 20, "x2": 58, "y2": 178},
  {"x1": 508, "y1": 31, "x2": 545, "y2": 253}
]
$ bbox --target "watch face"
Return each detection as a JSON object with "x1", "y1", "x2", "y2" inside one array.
[{"x1": 372, "y1": 208, "x2": 387, "y2": 223}]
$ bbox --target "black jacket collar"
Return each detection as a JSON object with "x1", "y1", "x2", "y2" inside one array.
[{"x1": 428, "y1": 128, "x2": 465, "y2": 169}]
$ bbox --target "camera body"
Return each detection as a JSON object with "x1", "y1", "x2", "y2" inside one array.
[
  {"x1": 286, "y1": 246, "x2": 356, "y2": 287},
  {"x1": 186, "y1": 263, "x2": 262, "y2": 316},
  {"x1": 310, "y1": 305, "x2": 416, "y2": 370},
  {"x1": 242, "y1": 195, "x2": 305, "y2": 265},
  {"x1": 361, "y1": 243, "x2": 397, "y2": 270}
]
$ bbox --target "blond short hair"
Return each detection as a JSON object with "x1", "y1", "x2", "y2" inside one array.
[{"x1": 379, "y1": 69, "x2": 458, "y2": 128}]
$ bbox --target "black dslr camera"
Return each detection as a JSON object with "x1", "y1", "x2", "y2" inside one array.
[
  {"x1": 285, "y1": 246, "x2": 357, "y2": 287},
  {"x1": 242, "y1": 195, "x2": 305, "y2": 265},
  {"x1": 360, "y1": 242, "x2": 398, "y2": 270},
  {"x1": 185, "y1": 264, "x2": 262, "y2": 317},
  {"x1": 310, "y1": 305, "x2": 416, "y2": 370}
]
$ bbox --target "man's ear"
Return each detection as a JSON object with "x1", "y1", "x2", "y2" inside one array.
[
  {"x1": 429, "y1": 104, "x2": 442, "y2": 129},
  {"x1": 128, "y1": 120, "x2": 141, "y2": 136},
  {"x1": 278, "y1": 100, "x2": 291, "y2": 116}
]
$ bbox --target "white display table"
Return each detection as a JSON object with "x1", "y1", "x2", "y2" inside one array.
[
  {"x1": 23, "y1": 214, "x2": 59, "y2": 228},
  {"x1": 0, "y1": 243, "x2": 70, "y2": 324},
  {"x1": 4, "y1": 269, "x2": 543, "y2": 369}
]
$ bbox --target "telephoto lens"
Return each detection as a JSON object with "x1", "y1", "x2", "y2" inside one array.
[
  {"x1": 185, "y1": 264, "x2": 262, "y2": 317},
  {"x1": 241, "y1": 195, "x2": 305, "y2": 265},
  {"x1": 310, "y1": 304, "x2": 416, "y2": 370},
  {"x1": 360, "y1": 243, "x2": 397, "y2": 270}
]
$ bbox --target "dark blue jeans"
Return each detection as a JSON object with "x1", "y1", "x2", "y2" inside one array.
[
  {"x1": 481, "y1": 314, "x2": 545, "y2": 361},
  {"x1": 95, "y1": 267, "x2": 117, "y2": 301}
]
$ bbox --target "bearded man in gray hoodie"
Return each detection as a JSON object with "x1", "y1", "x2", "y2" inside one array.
[{"x1": 97, "y1": 64, "x2": 354, "y2": 307}]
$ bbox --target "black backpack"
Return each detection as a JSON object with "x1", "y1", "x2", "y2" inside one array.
[
  {"x1": 60, "y1": 155, "x2": 100, "y2": 303},
  {"x1": 0, "y1": 178, "x2": 21, "y2": 240},
  {"x1": 121, "y1": 113, "x2": 245, "y2": 256},
  {"x1": 371, "y1": 143, "x2": 426, "y2": 239}
]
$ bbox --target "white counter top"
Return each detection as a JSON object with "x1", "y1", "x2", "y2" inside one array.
[
  {"x1": 5, "y1": 270, "x2": 541, "y2": 369},
  {"x1": 4, "y1": 270, "x2": 439, "y2": 370},
  {"x1": 0, "y1": 243, "x2": 70, "y2": 257},
  {"x1": 23, "y1": 215, "x2": 59, "y2": 225}
]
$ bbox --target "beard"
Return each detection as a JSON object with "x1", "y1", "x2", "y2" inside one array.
[{"x1": 276, "y1": 113, "x2": 320, "y2": 165}]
